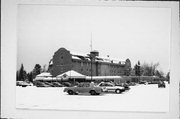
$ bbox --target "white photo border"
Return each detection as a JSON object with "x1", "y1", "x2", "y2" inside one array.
[{"x1": 1, "y1": 0, "x2": 179, "y2": 119}]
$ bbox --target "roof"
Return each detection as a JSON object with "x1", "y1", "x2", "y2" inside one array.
[
  {"x1": 71, "y1": 51, "x2": 88, "y2": 58},
  {"x1": 56, "y1": 70, "x2": 86, "y2": 79},
  {"x1": 34, "y1": 72, "x2": 53, "y2": 81},
  {"x1": 36, "y1": 72, "x2": 52, "y2": 77},
  {"x1": 72, "y1": 55, "x2": 90, "y2": 61},
  {"x1": 49, "y1": 60, "x2": 53, "y2": 65},
  {"x1": 71, "y1": 52, "x2": 126, "y2": 64},
  {"x1": 86, "y1": 76, "x2": 122, "y2": 80},
  {"x1": 72, "y1": 55, "x2": 81, "y2": 60},
  {"x1": 95, "y1": 56, "x2": 126, "y2": 64},
  {"x1": 42, "y1": 77, "x2": 57, "y2": 81}
]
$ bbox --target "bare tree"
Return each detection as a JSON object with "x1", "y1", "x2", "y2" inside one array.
[
  {"x1": 42, "y1": 64, "x2": 47, "y2": 72},
  {"x1": 141, "y1": 62, "x2": 160, "y2": 76}
]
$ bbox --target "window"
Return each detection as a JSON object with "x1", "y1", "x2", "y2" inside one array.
[
  {"x1": 105, "y1": 83, "x2": 113, "y2": 87},
  {"x1": 99, "y1": 83, "x2": 105, "y2": 86}
]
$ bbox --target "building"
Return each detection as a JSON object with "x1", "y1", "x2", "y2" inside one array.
[{"x1": 48, "y1": 48, "x2": 131, "y2": 77}]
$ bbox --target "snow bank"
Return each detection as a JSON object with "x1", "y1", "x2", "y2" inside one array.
[{"x1": 16, "y1": 83, "x2": 169, "y2": 112}]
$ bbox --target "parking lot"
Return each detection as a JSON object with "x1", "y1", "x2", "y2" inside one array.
[{"x1": 16, "y1": 83, "x2": 169, "y2": 112}]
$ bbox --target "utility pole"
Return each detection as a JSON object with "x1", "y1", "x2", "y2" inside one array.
[
  {"x1": 90, "y1": 32, "x2": 93, "y2": 51},
  {"x1": 90, "y1": 32, "x2": 93, "y2": 82}
]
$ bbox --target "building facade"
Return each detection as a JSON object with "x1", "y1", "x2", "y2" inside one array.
[{"x1": 48, "y1": 48, "x2": 131, "y2": 77}]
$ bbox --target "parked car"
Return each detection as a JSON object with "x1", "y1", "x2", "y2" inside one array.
[
  {"x1": 34, "y1": 81, "x2": 51, "y2": 87},
  {"x1": 98, "y1": 82, "x2": 125, "y2": 93},
  {"x1": 62, "y1": 82, "x2": 72, "y2": 87},
  {"x1": 139, "y1": 81, "x2": 148, "y2": 85},
  {"x1": 158, "y1": 81, "x2": 166, "y2": 88},
  {"x1": 128, "y1": 82, "x2": 137, "y2": 86},
  {"x1": 63, "y1": 82, "x2": 103, "y2": 95},
  {"x1": 114, "y1": 83, "x2": 130, "y2": 90},
  {"x1": 51, "y1": 82, "x2": 64, "y2": 87},
  {"x1": 16, "y1": 81, "x2": 32, "y2": 87},
  {"x1": 148, "y1": 81, "x2": 160, "y2": 84},
  {"x1": 43, "y1": 82, "x2": 56, "y2": 87},
  {"x1": 121, "y1": 83, "x2": 130, "y2": 90}
]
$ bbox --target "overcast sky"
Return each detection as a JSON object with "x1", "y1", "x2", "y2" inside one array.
[{"x1": 17, "y1": 5, "x2": 171, "y2": 74}]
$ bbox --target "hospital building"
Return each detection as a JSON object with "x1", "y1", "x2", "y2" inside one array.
[{"x1": 48, "y1": 48, "x2": 131, "y2": 77}]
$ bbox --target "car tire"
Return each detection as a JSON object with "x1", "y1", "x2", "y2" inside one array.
[
  {"x1": 115, "y1": 89, "x2": 121, "y2": 94},
  {"x1": 90, "y1": 90, "x2": 96, "y2": 95},
  {"x1": 68, "y1": 90, "x2": 74, "y2": 95}
]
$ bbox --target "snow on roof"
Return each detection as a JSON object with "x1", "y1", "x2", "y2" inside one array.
[
  {"x1": 33, "y1": 77, "x2": 57, "y2": 81},
  {"x1": 71, "y1": 51, "x2": 126, "y2": 64},
  {"x1": 120, "y1": 61, "x2": 126, "y2": 64},
  {"x1": 49, "y1": 60, "x2": 53, "y2": 65},
  {"x1": 152, "y1": 76, "x2": 159, "y2": 78},
  {"x1": 86, "y1": 76, "x2": 122, "y2": 80},
  {"x1": 96, "y1": 56, "x2": 126, "y2": 64},
  {"x1": 42, "y1": 77, "x2": 57, "y2": 81},
  {"x1": 33, "y1": 77, "x2": 44, "y2": 81},
  {"x1": 72, "y1": 56, "x2": 81, "y2": 60},
  {"x1": 36, "y1": 72, "x2": 52, "y2": 77},
  {"x1": 56, "y1": 70, "x2": 86, "y2": 79},
  {"x1": 71, "y1": 51, "x2": 88, "y2": 57}
]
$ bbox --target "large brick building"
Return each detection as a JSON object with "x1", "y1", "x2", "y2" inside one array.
[{"x1": 48, "y1": 48, "x2": 131, "y2": 77}]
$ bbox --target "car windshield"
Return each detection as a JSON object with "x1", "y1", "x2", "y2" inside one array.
[{"x1": 105, "y1": 83, "x2": 114, "y2": 87}]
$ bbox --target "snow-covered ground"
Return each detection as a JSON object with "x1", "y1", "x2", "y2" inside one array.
[{"x1": 16, "y1": 83, "x2": 169, "y2": 112}]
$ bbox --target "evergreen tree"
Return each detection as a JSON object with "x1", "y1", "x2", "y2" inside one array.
[
  {"x1": 134, "y1": 61, "x2": 141, "y2": 76},
  {"x1": 16, "y1": 70, "x2": 19, "y2": 81},
  {"x1": 32, "y1": 64, "x2": 42, "y2": 79},
  {"x1": 155, "y1": 70, "x2": 164, "y2": 78},
  {"x1": 27, "y1": 71, "x2": 33, "y2": 82},
  {"x1": 18, "y1": 64, "x2": 28, "y2": 81},
  {"x1": 19, "y1": 64, "x2": 25, "y2": 81},
  {"x1": 23, "y1": 70, "x2": 28, "y2": 81},
  {"x1": 166, "y1": 72, "x2": 170, "y2": 83}
]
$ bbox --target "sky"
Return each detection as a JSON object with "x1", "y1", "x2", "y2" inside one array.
[{"x1": 17, "y1": 5, "x2": 171, "y2": 74}]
